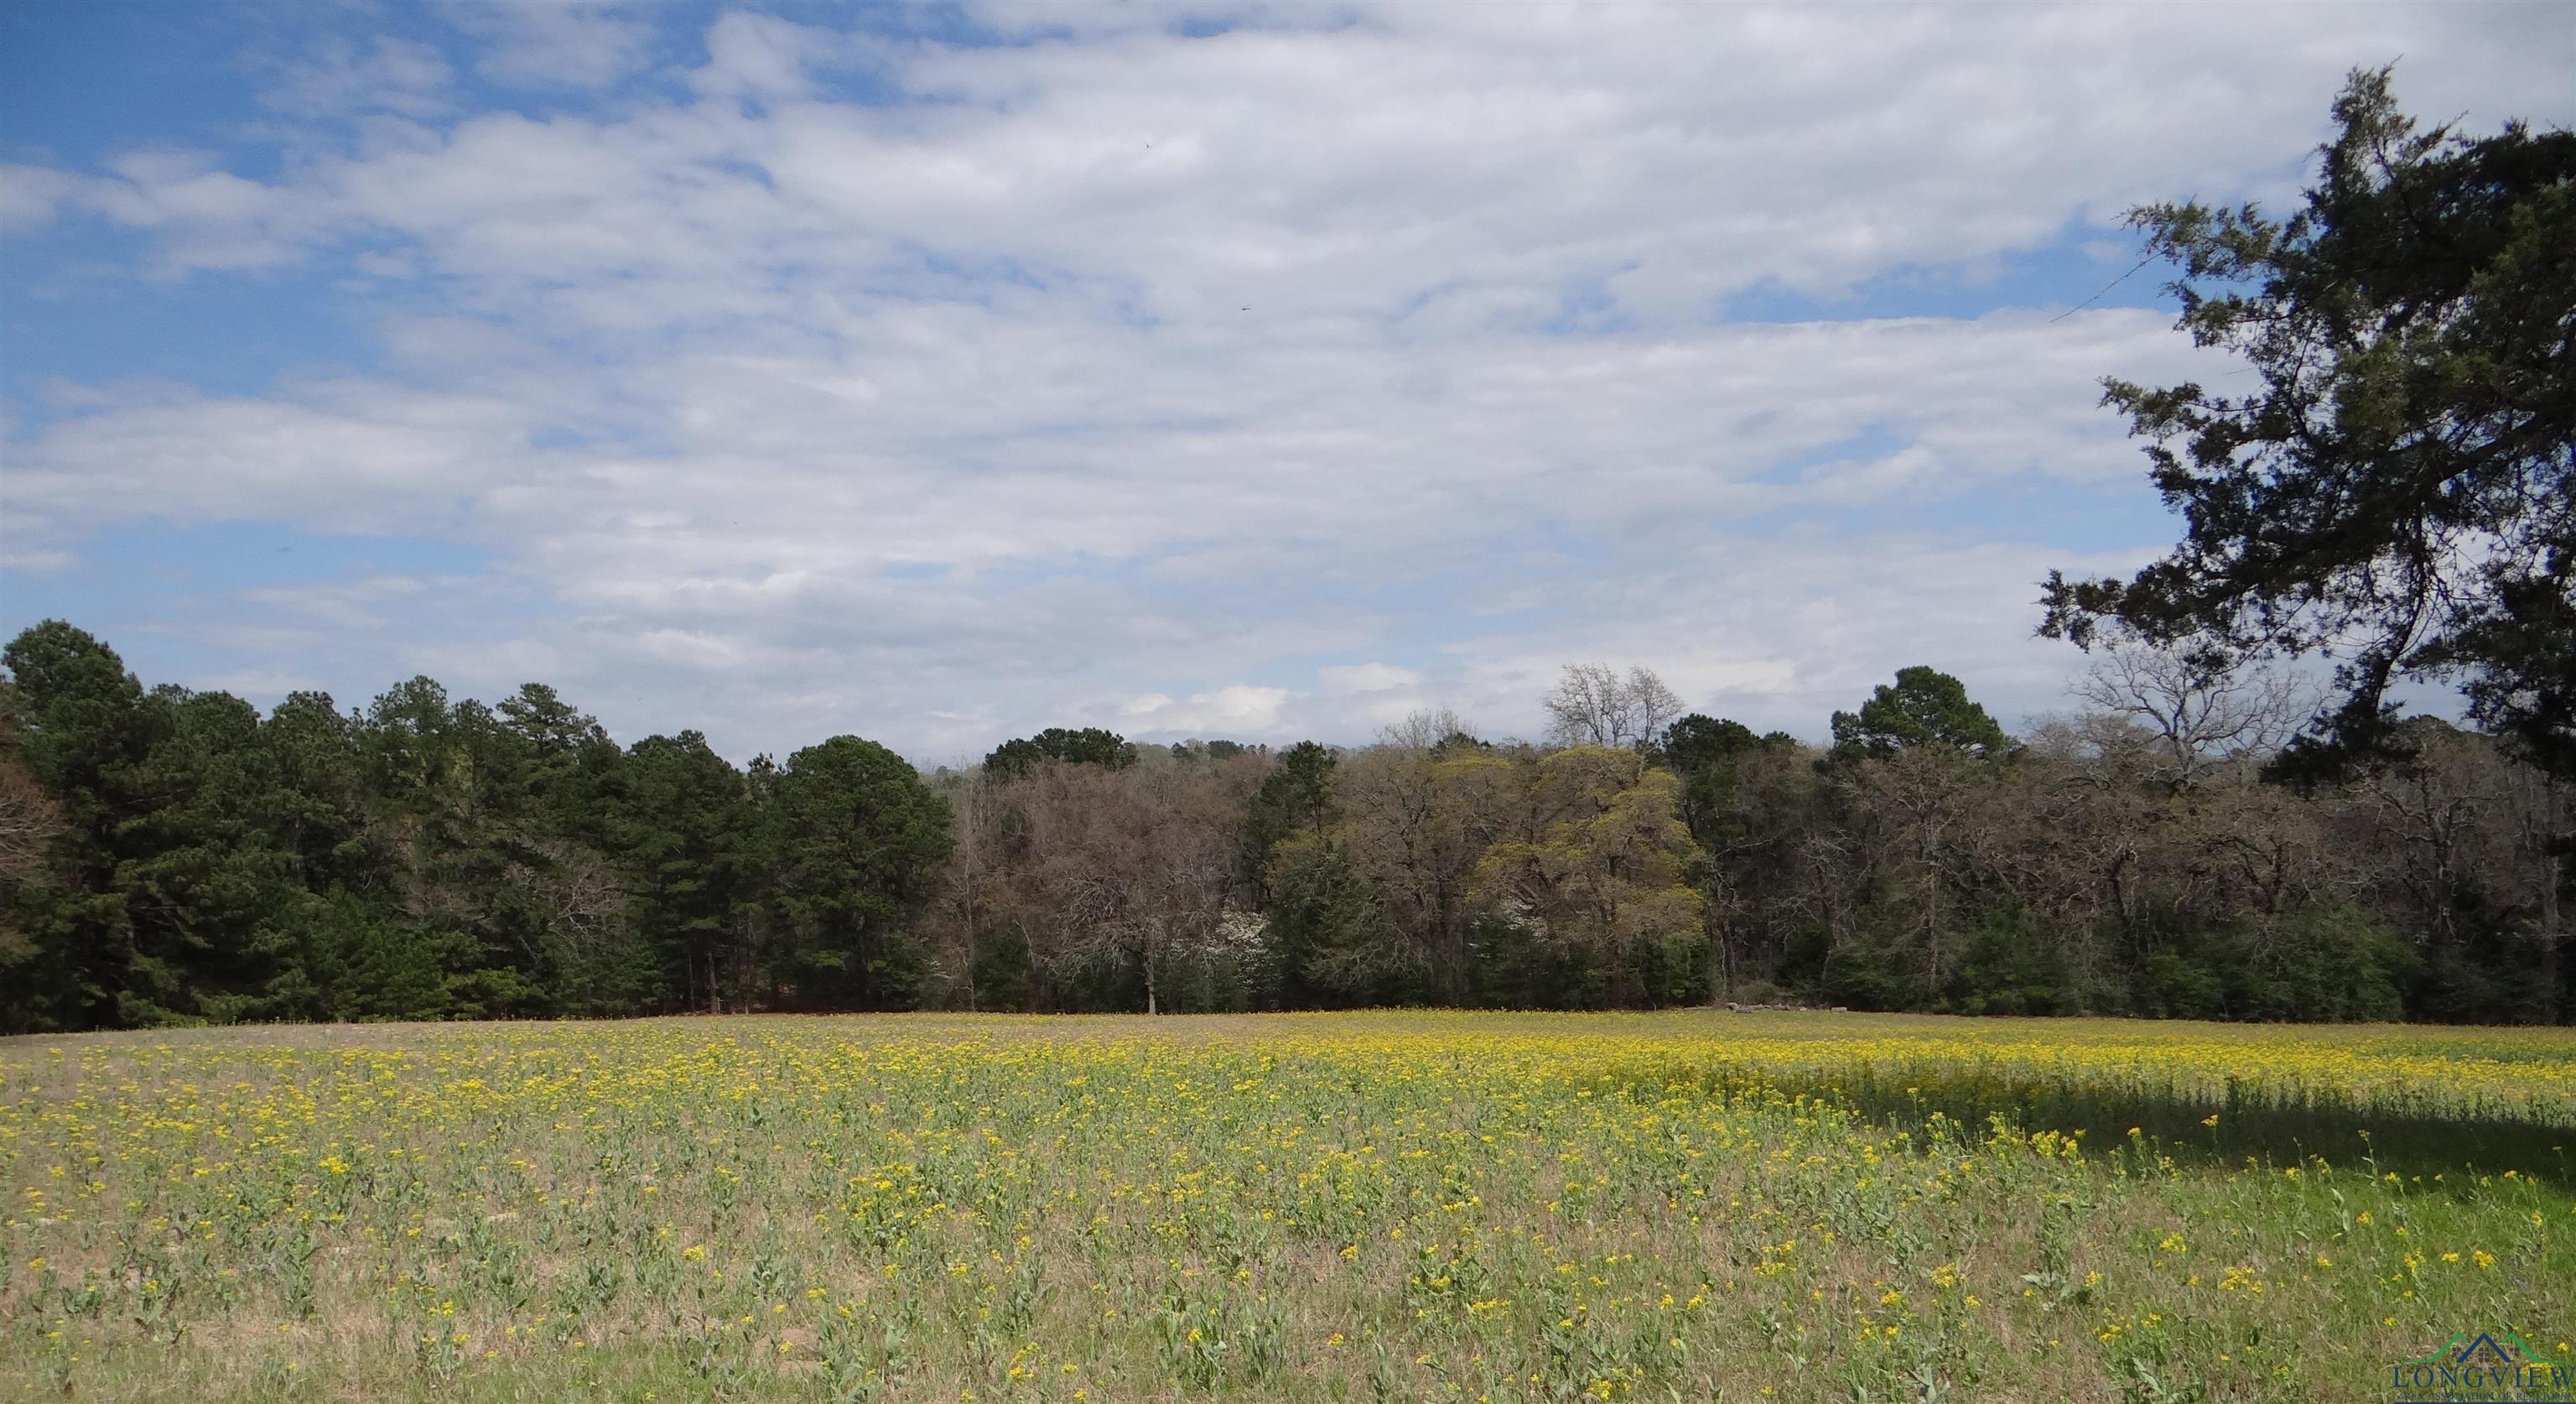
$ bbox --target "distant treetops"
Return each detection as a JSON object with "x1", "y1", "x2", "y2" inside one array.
[{"x1": 984, "y1": 727, "x2": 1139, "y2": 781}]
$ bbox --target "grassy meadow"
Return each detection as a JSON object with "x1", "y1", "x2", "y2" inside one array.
[{"x1": 3, "y1": 1010, "x2": 2571, "y2": 1403}]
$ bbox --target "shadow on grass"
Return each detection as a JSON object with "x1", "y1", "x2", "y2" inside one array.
[{"x1": 1598, "y1": 1061, "x2": 2576, "y2": 1193}]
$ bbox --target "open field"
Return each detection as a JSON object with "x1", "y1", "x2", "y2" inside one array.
[{"x1": 3, "y1": 1011, "x2": 2571, "y2": 1403}]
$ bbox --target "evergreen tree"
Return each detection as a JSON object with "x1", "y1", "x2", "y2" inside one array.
[
  {"x1": 984, "y1": 727, "x2": 1139, "y2": 780},
  {"x1": 1, "y1": 623, "x2": 161, "y2": 1027},
  {"x1": 765, "y1": 736, "x2": 953, "y2": 1008},
  {"x1": 1828, "y1": 667, "x2": 2012, "y2": 762},
  {"x1": 2044, "y1": 69, "x2": 2575, "y2": 782},
  {"x1": 613, "y1": 731, "x2": 749, "y2": 1011}
]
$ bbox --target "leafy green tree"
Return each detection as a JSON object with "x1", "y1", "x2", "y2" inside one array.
[
  {"x1": 1164, "y1": 739, "x2": 1257, "y2": 763},
  {"x1": 3, "y1": 621, "x2": 157, "y2": 845},
  {"x1": 356, "y1": 678, "x2": 530, "y2": 1015},
  {"x1": 764, "y1": 736, "x2": 953, "y2": 1008},
  {"x1": 352, "y1": 675, "x2": 649, "y2": 1018},
  {"x1": 1829, "y1": 667, "x2": 2012, "y2": 762},
  {"x1": 314, "y1": 890, "x2": 454, "y2": 1021},
  {"x1": 2, "y1": 623, "x2": 161, "y2": 1026},
  {"x1": 984, "y1": 726, "x2": 1138, "y2": 780},
  {"x1": 1241, "y1": 741, "x2": 1372, "y2": 1004},
  {"x1": 2221, "y1": 901, "x2": 2417, "y2": 1022},
  {"x1": 238, "y1": 692, "x2": 389, "y2": 1021},
  {"x1": 112, "y1": 686, "x2": 315, "y2": 1023},
  {"x1": 1265, "y1": 840, "x2": 1401, "y2": 1006},
  {"x1": 496, "y1": 683, "x2": 622, "y2": 839},
  {"x1": 3, "y1": 663, "x2": 342, "y2": 1024},
  {"x1": 1468, "y1": 746, "x2": 1706, "y2": 1006},
  {"x1": 1429, "y1": 731, "x2": 1490, "y2": 761},
  {"x1": 1243, "y1": 741, "x2": 1337, "y2": 888},
  {"x1": 2043, "y1": 68, "x2": 2576, "y2": 781},
  {"x1": 258, "y1": 692, "x2": 378, "y2": 894},
  {"x1": 1659, "y1": 715, "x2": 1767, "y2": 847},
  {"x1": 613, "y1": 731, "x2": 748, "y2": 1011},
  {"x1": 1656, "y1": 715, "x2": 1802, "y2": 1000}
]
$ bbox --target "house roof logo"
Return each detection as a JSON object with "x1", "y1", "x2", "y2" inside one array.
[{"x1": 2392, "y1": 1330, "x2": 2574, "y2": 1402}]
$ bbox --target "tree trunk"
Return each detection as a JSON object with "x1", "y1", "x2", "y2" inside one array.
[
  {"x1": 2541, "y1": 845, "x2": 2564, "y2": 1022},
  {"x1": 1706, "y1": 892, "x2": 1732, "y2": 1003}
]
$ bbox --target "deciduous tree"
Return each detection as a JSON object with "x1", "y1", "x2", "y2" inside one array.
[{"x1": 1543, "y1": 664, "x2": 1685, "y2": 751}]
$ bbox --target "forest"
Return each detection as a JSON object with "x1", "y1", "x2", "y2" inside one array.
[{"x1": 3, "y1": 623, "x2": 2566, "y2": 1031}]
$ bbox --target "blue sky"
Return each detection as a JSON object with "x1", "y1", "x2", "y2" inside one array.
[{"x1": 4, "y1": 1, "x2": 2570, "y2": 762}]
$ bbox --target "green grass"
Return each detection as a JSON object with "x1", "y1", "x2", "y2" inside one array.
[{"x1": 3, "y1": 1011, "x2": 2570, "y2": 1402}]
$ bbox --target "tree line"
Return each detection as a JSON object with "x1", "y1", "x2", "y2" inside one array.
[{"x1": 2, "y1": 621, "x2": 2565, "y2": 1031}]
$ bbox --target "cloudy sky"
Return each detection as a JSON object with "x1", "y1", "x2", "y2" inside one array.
[{"x1": 3, "y1": 3, "x2": 2568, "y2": 763}]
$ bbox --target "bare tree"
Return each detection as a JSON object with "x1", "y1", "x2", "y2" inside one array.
[
  {"x1": 1630, "y1": 669, "x2": 1685, "y2": 746},
  {"x1": 994, "y1": 760, "x2": 1255, "y2": 1014},
  {"x1": 2345, "y1": 721, "x2": 2563, "y2": 949},
  {"x1": 925, "y1": 772, "x2": 1000, "y2": 1009},
  {"x1": 0, "y1": 710, "x2": 65, "y2": 967},
  {"x1": 1379, "y1": 708, "x2": 1477, "y2": 751},
  {"x1": 505, "y1": 837, "x2": 644, "y2": 1011},
  {"x1": 2070, "y1": 633, "x2": 2309, "y2": 793},
  {"x1": 1543, "y1": 664, "x2": 1685, "y2": 751},
  {"x1": 0, "y1": 746, "x2": 62, "y2": 889}
]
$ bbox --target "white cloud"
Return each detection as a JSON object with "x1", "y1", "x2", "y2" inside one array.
[
  {"x1": 1319, "y1": 663, "x2": 1423, "y2": 697},
  {"x1": 0, "y1": 164, "x2": 80, "y2": 233},
  {"x1": 631, "y1": 628, "x2": 747, "y2": 671},
  {"x1": 0, "y1": 297, "x2": 2384, "y2": 757},
  {"x1": 690, "y1": 13, "x2": 834, "y2": 100},
  {"x1": 1121, "y1": 685, "x2": 1296, "y2": 736},
  {"x1": 0, "y1": 543, "x2": 78, "y2": 576},
  {"x1": 259, "y1": 35, "x2": 454, "y2": 119},
  {"x1": 443, "y1": 2, "x2": 655, "y2": 90},
  {"x1": 4, "y1": 3, "x2": 2566, "y2": 758},
  {"x1": 34, "y1": 5, "x2": 2568, "y2": 325},
  {"x1": 240, "y1": 575, "x2": 441, "y2": 630},
  {"x1": 6, "y1": 381, "x2": 543, "y2": 534}
]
